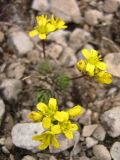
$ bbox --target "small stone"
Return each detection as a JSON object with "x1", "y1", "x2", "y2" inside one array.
[
  {"x1": 2, "y1": 146, "x2": 10, "y2": 154},
  {"x1": 31, "y1": 0, "x2": 49, "y2": 11},
  {"x1": 60, "y1": 47, "x2": 77, "y2": 67},
  {"x1": 104, "y1": 0, "x2": 119, "y2": 13},
  {"x1": 20, "y1": 109, "x2": 31, "y2": 122},
  {"x1": 93, "y1": 125, "x2": 106, "y2": 141},
  {"x1": 82, "y1": 124, "x2": 98, "y2": 137},
  {"x1": 110, "y1": 142, "x2": 120, "y2": 160},
  {"x1": 10, "y1": 154, "x2": 15, "y2": 160},
  {"x1": 0, "y1": 31, "x2": 5, "y2": 43},
  {"x1": 22, "y1": 155, "x2": 36, "y2": 160},
  {"x1": 104, "y1": 53, "x2": 120, "y2": 78},
  {"x1": 49, "y1": 156, "x2": 57, "y2": 160},
  {"x1": 79, "y1": 109, "x2": 92, "y2": 125},
  {"x1": 79, "y1": 156, "x2": 90, "y2": 160},
  {"x1": 27, "y1": 50, "x2": 40, "y2": 64},
  {"x1": 11, "y1": 123, "x2": 44, "y2": 150},
  {"x1": 86, "y1": 137, "x2": 98, "y2": 149},
  {"x1": 101, "y1": 106, "x2": 120, "y2": 137},
  {"x1": 1, "y1": 79, "x2": 22, "y2": 101},
  {"x1": 0, "y1": 138, "x2": 5, "y2": 145},
  {"x1": 50, "y1": 0, "x2": 81, "y2": 23},
  {"x1": 8, "y1": 27, "x2": 33, "y2": 56},
  {"x1": 5, "y1": 137, "x2": 13, "y2": 150},
  {"x1": 50, "y1": 131, "x2": 80, "y2": 153},
  {"x1": 69, "y1": 28, "x2": 91, "y2": 51},
  {"x1": 0, "y1": 99, "x2": 5, "y2": 126},
  {"x1": 93, "y1": 145, "x2": 111, "y2": 160},
  {"x1": 85, "y1": 10, "x2": 103, "y2": 26}
]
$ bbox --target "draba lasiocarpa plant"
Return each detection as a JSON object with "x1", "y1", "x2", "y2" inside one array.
[{"x1": 26, "y1": 15, "x2": 112, "y2": 150}]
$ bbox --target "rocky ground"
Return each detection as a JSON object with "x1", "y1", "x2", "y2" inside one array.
[{"x1": 0, "y1": 0, "x2": 120, "y2": 160}]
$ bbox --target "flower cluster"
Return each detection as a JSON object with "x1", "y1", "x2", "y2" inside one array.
[
  {"x1": 76, "y1": 49, "x2": 112, "y2": 84},
  {"x1": 29, "y1": 15, "x2": 67, "y2": 40},
  {"x1": 28, "y1": 98, "x2": 84, "y2": 150}
]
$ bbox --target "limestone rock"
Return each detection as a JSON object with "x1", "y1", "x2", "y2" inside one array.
[{"x1": 110, "y1": 142, "x2": 120, "y2": 160}]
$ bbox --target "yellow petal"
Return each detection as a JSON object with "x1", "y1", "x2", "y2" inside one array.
[
  {"x1": 36, "y1": 103, "x2": 48, "y2": 114},
  {"x1": 29, "y1": 30, "x2": 38, "y2": 37},
  {"x1": 51, "y1": 136, "x2": 59, "y2": 148},
  {"x1": 39, "y1": 34, "x2": 47, "y2": 39},
  {"x1": 64, "y1": 131, "x2": 73, "y2": 139},
  {"x1": 27, "y1": 111, "x2": 43, "y2": 122},
  {"x1": 48, "y1": 98, "x2": 57, "y2": 111},
  {"x1": 32, "y1": 133, "x2": 45, "y2": 141},
  {"x1": 54, "y1": 111, "x2": 69, "y2": 122},
  {"x1": 96, "y1": 62, "x2": 106, "y2": 70},
  {"x1": 82, "y1": 49, "x2": 90, "y2": 59},
  {"x1": 96, "y1": 71, "x2": 112, "y2": 84},
  {"x1": 51, "y1": 125, "x2": 61, "y2": 134},
  {"x1": 42, "y1": 117, "x2": 51, "y2": 129},
  {"x1": 47, "y1": 23, "x2": 56, "y2": 32},
  {"x1": 37, "y1": 134, "x2": 51, "y2": 150},
  {"x1": 86, "y1": 63, "x2": 95, "y2": 76},
  {"x1": 67, "y1": 105, "x2": 84, "y2": 117},
  {"x1": 76, "y1": 60, "x2": 86, "y2": 72},
  {"x1": 71, "y1": 124, "x2": 78, "y2": 131}
]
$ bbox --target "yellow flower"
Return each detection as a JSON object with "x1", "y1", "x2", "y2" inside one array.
[
  {"x1": 50, "y1": 15, "x2": 67, "y2": 30},
  {"x1": 59, "y1": 121, "x2": 78, "y2": 139},
  {"x1": 29, "y1": 15, "x2": 55, "y2": 40},
  {"x1": 36, "y1": 98, "x2": 58, "y2": 129},
  {"x1": 95, "y1": 71, "x2": 112, "y2": 84},
  {"x1": 76, "y1": 60, "x2": 86, "y2": 72},
  {"x1": 27, "y1": 111, "x2": 43, "y2": 122},
  {"x1": 32, "y1": 131, "x2": 59, "y2": 150},
  {"x1": 67, "y1": 105, "x2": 84, "y2": 117},
  {"x1": 54, "y1": 111, "x2": 69, "y2": 122},
  {"x1": 81, "y1": 49, "x2": 106, "y2": 76}
]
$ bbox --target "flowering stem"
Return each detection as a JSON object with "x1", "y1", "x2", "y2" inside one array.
[
  {"x1": 69, "y1": 74, "x2": 86, "y2": 80},
  {"x1": 42, "y1": 40, "x2": 46, "y2": 59}
]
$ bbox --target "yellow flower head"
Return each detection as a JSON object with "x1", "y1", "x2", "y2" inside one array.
[
  {"x1": 95, "y1": 71, "x2": 112, "y2": 84},
  {"x1": 29, "y1": 15, "x2": 67, "y2": 40},
  {"x1": 28, "y1": 111, "x2": 43, "y2": 122},
  {"x1": 76, "y1": 60, "x2": 86, "y2": 72},
  {"x1": 67, "y1": 105, "x2": 84, "y2": 117}
]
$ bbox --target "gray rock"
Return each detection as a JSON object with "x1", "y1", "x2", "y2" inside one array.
[
  {"x1": 101, "y1": 107, "x2": 120, "y2": 137},
  {"x1": 85, "y1": 10, "x2": 103, "y2": 26},
  {"x1": 82, "y1": 124, "x2": 98, "y2": 137},
  {"x1": 2, "y1": 146, "x2": 10, "y2": 154},
  {"x1": 31, "y1": 0, "x2": 49, "y2": 11},
  {"x1": 110, "y1": 142, "x2": 120, "y2": 160},
  {"x1": 80, "y1": 156, "x2": 90, "y2": 160},
  {"x1": 86, "y1": 137, "x2": 98, "y2": 149},
  {"x1": 103, "y1": 0, "x2": 119, "y2": 13},
  {"x1": 50, "y1": 131, "x2": 80, "y2": 153},
  {"x1": 93, "y1": 125, "x2": 106, "y2": 141},
  {"x1": 104, "y1": 53, "x2": 120, "y2": 78},
  {"x1": 1, "y1": 79, "x2": 22, "y2": 101},
  {"x1": 69, "y1": 29, "x2": 91, "y2": 51},
  {"x1": 4, "y1": 137, "x2": 13, "y2": 150},
  {"x1": 0, "y1": 99, "x2": 5, "y2": 126},
  {"x1": 8, "y1": 27, "x2": 33, "y2": 56},
  {"x1": 11, "y1": 123, "x2": 44, "y2": 150},
  {"x1": 27, "y1": 49, "x2": 40, "y2": 64},
  {"x1": 50, "y1": 0, "x2": 81, "y2": 23},
  {"x1": 22, "y1": 155, "x2": 36, "y2": 160},
  {"x1": 0, "y1": 31, "x2": 5, "y2": 43},
  {"x1": 93, "y1": 145, "x2": 111, "y2": 160},
  {"x1": 79, "y1": 109, "x2": 92, "y2": 125}
]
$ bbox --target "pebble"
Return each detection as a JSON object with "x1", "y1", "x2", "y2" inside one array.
[
  {"x1": 69, "y1": 28, "x2": 91, "y2": 51},
  {"x1": 5, "y1": 137, "x2": 13, "y2": 150},
  {"x1": 93, "y1": 125, "x2": 106, "y2": 141},
  {"x1": 0, "y1": 138, "x2": 5, "y2": 145},
  {"x1": 86, "y1": 137, "x2": 98, "y2": 149},
  {"x1": 1, "y1": 79, "x2": 22, "y2": 101},
  {"x1": 50, "y1": 131, "x2": 80, "y2": 153},
  {"x1": 79, "y1": 156, "x2": 90, "y2": 160},
  {"x1": 101, "y1": 106, "x2": 120, "y2": 137},
  {"x1": 8, "y1": 27, "x2": 33, "y2": 56},
  {"x1": 103, "y1": 0, "x2": 119, "y2": 13},
  {"x1": 0, "y1": 31, "x2": 5, "y2": 43},
  {"x1": 11, "y1": 123, "x2": 44, "y2": 150},
  {"x1": 104, "y1": 53, "x2": 120, "y2": 78},
  {"x1": 0, "y1": 99, "x2": 5, "y2": 126},
  {"x1": 31, "y1": 0, "x2": 49, "y2": 11},
  {"x1": 27, "y1": 50, "x2": 40, "y2": 64},
  {"x1": 22, "y1": 155, "x2": 36, "y2": 160},
  {"x1": 2, "y1": 146, "x2": 10, "y2": 154},
  {"x1": 50, "y1": 0, "x2": 81, "y2": 23},
  {"x1": 85, "y1": 10, "x2": 103, "y2": 26},
  {"x1": 110, "y1": 142, "x2": 120, "y2": 160},
  {"x1": 82, "y1": 124, "x2": 98, "y2": 137},
  {"x1": 93, "y1": 145, "x2": 111, "y2": 160},
  {"x1": 79, "y1": 109, "x2": 92, "y2": 125}
]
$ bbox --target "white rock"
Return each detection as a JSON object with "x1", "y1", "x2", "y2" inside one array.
[
  {"x1": 0, "y1": 99, "x2": 5, "y2": 126},
  {"x1": 85, "y1": 10, "x2": 103, "y2": 26},
  {"x1": 31, "y1": 0, "x2": 49, "y2": 11},
  {"x1": 101, "y1": 107, "x2": 120, "y2": 137},
  {"x1": 50, "y1": 0, "x2": 81, "y2": 23},
  {"x1": 110, "y1": 142, "x2": 120, "y2": 160},
  {"x1": 1, "y1": 79, "x2": 22, "y2": 101},
  {"x1": 11, "y1": 123, "x2": 44, "y2": 150},
  {"x1": 86, "y1": 137, "x2": 98, "y2": 148},
  {"x1": 93, "y1": 145, "x2": 111, "y2": 160},
  {"x1": 50, "y1": 131, "x2": 80, "y2": 153},
  {"x1": 104, "y1": 0, "x2": 119, "y2": 13},
  {"x1": 104, "y1": 53, "x2": 120, "y2": 78},
  {"x1": 8, "y1": 27, "x2": 33, "y2": 56},
  {"x1": 69, "y1": 29, "x2": 91, "y2": 51},
  {"x1": 0, "y1": 31, "x2": 4, "y2": 43},
  {"x1": 82, "y1": 124, "x2": 98, "y2": 137},
  {"x1": 93, "y1": 125, "x2": 106, "y2": 141},
  {"x1": 22, "y1": 155, "x2": 36, "y2": 160}
]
